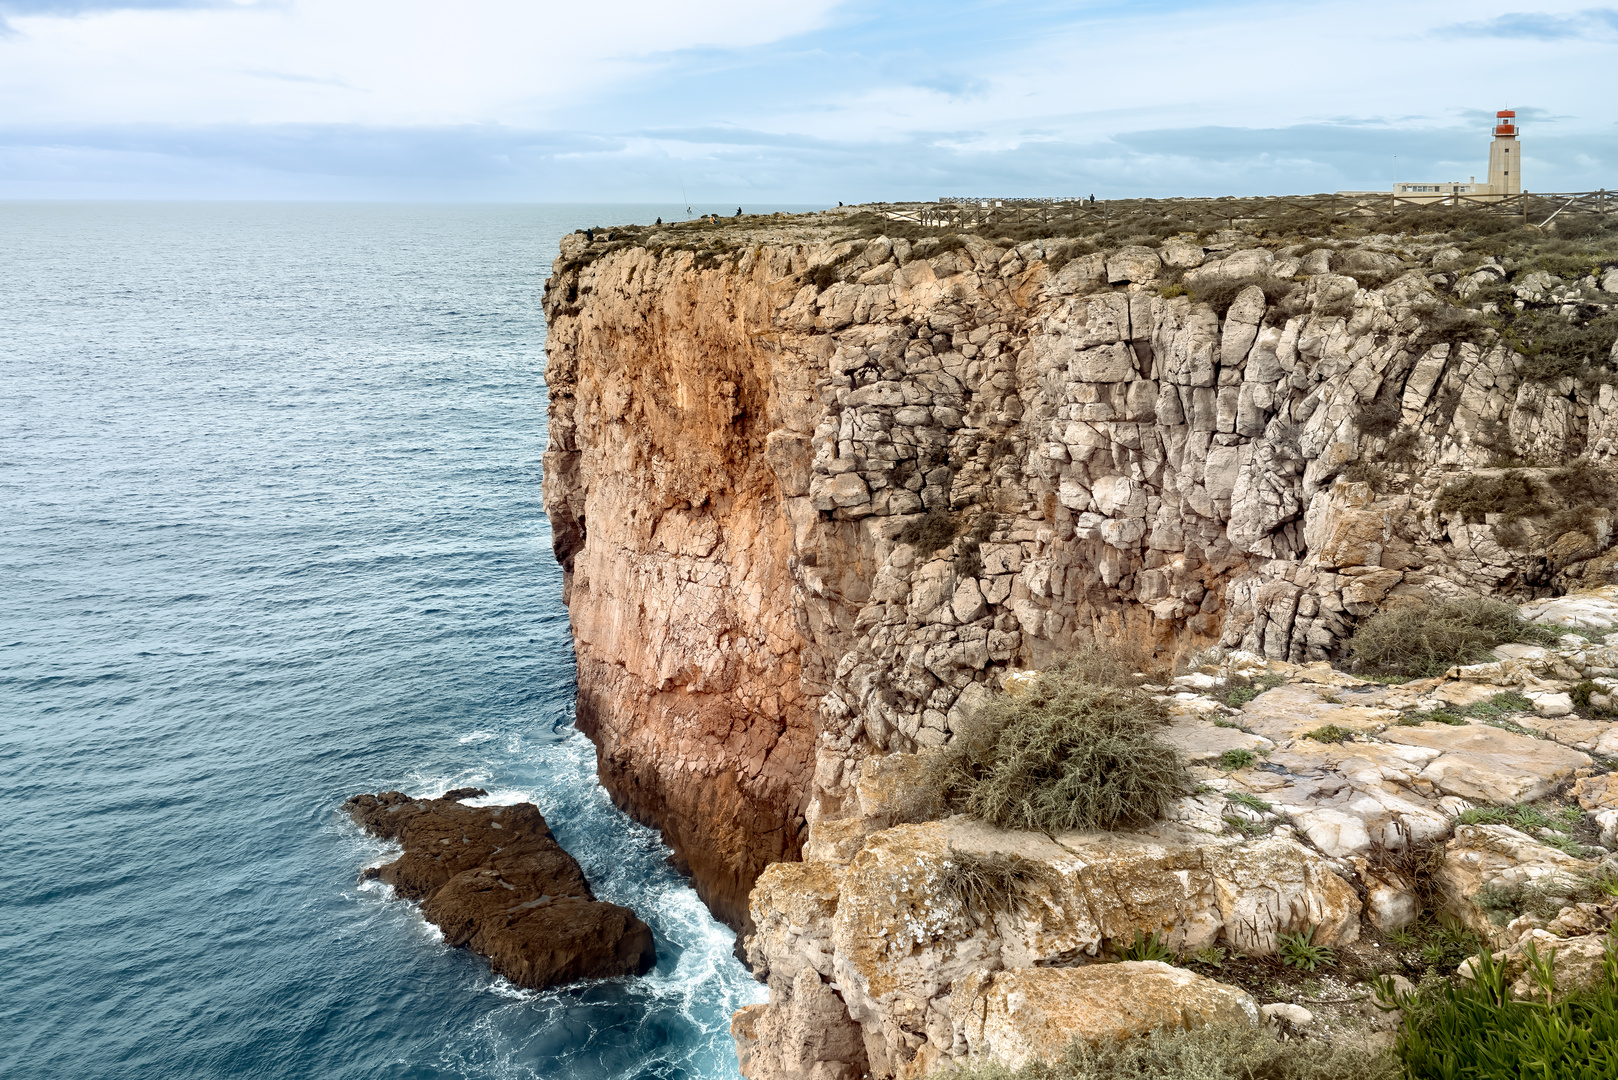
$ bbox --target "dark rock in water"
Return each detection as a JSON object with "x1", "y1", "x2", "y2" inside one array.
[{"x1": 344, "y1": 789, "x2": 656, "y2": 989}]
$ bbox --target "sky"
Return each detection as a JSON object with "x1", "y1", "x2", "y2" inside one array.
[{"x1": 0, "y1": 0, "x2": 1612, "y2": 201}]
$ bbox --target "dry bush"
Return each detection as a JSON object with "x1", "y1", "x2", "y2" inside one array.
[
  {"x1": 937, "y1": 850, "x2": 1050, "y2": 919},
  {"x1": 925, "y1": 649, "x2": 1189, "y2": 832},
  {"x1": 1186, "y1": 273, "x2": 1296, "y2": 318},
  {"x1": 895, "y1": 508, "x2": 962, "y2": 552},
  {"x1": 1347, "y1": 598, "x2": 1557, "y2": 677},
  {"x1": 1435, "y1": 471, "x2": 1542, "y2": 524}
]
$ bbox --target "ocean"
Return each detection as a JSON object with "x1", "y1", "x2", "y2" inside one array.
[{"x1": 0, "y1": 202, "x2": 812, "y2": 1080}]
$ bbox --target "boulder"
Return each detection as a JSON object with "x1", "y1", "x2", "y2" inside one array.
[
  {"x1": 954, "y1": 963, "x2": 1258, "y2": 1070},
  {"x1": 1466, "y1": 929, "x2": 1618, "y2": 1001},
  {"x1": 1435, "y1": 823, "x2": 1594, "y2": 931},
  {"x1": 345, "y1": 790, "x2": 656, "y2": 989},
  {"x1": 1574, "y1": 773, "x2": 1618, "y2": 811},
  {"x1": 1107, "y1": 246, "x2": 1162, "y2": 284}
]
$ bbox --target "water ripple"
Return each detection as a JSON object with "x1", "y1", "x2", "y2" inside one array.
[{"x1": 0, "y1": 203, "x2": 766, "y2": 1080}]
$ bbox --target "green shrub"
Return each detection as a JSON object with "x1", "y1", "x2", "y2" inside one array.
[
  {"x1": 1347, "y1": 598, "x2": 1556, "y2": 678},
  {"x1": 1217, "y1": 749, "x2": 1256, "y2": 771},
  {"x1": 948, "y1": 1021, "x2": 1399, "y2": 1080},
  {"x1": 1278, "y1": 924, "x2": 1337, "y2": 971},
  {"x1": 1395, "y1": 942, "x2": 1618, "y2": 1079},
  {"x1": 1304, "y1": 724, "x2": 1354, "y2": 743},
  {"x1": 927, "y1": 652, "x2": 1190, "y2": 832},
  {"x1": 1116, "y1": 930, "x2": 1174, "y2": 963}
]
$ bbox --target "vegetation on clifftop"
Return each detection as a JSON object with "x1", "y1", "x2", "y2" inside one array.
[
  {"x1": 926, "y1": 648, "x2": 1189, "y2": 832},
  {"x1": 953, "y1": 1021, "x2": 1399, "y2": 1080},
  {"x1": 1346, "y1": 597, "x2": 1560, "y2": 678}
]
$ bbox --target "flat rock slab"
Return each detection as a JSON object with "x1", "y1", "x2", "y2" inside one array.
[
  {"x1": 1238, "y1": 683, "x2": 1398, "y2": 741},
  {"x1": 1522, "y1": 589, "x2": 1618, "y2": 631},
  {"x1": 1534, "y1": 714, "x2": 1618, "y2": 755},
  {"x1": 1382, "y1": 724, "x2": 1592, "y2": 805},
  {"x1": 956, "y1": 963, "x2": 1257, "y2": 1070},
  {"x1": 345, "y1": 789, "x2": 656, "y2": 990},
  {"x1": 1160, "y1": 717, "x2": 1273, "y2": 763}
]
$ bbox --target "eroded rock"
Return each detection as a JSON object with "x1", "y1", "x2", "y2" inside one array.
[{"x1": 345, "y1": 790, "x2": 656, "y2": 990}]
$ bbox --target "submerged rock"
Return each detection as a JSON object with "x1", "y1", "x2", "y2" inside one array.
[{"x1": 344, "y1": 789, "x2": 656, "y2": 990}]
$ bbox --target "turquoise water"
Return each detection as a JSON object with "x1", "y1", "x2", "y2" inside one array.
[{"x1": 0, "y1": 203, "x2": 802, "y2": 1079}]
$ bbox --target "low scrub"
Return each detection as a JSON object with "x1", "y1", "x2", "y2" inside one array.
[
  {"x1": 951, "y1": 1022, "x2": 1398, "y2": 1080},
  {"x1": 1347, "y1": 598, "x2": 1557, "y2": 678},
  {"x1": 1504, "y1": 309, "x2": 1618, "y2": 383},
  {"x1": 937, "y1": 850, "x2": 1049, "y2": 919},
  {"x1": 1393, "y1": 944, "x2": 1618, "y2": 1079},
  {"x1": 895, "y1": 508, "x2": 961, "y2": 552},
  {"x1": 1434, "y1": 470, "x2": 1542, "y2": 524},
  {"x1": 1186, "y1": 273, "x2": 1298, "y2": 318},
  {"x1": 926, "y1": 650, "x2": 1189, "y2": 832}
]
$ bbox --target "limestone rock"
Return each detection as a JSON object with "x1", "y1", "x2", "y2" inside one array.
[
  {"x1": 344, "y1": 790, "x2": 656, "y2": 989},
  {"x1": 1107, "y1": 246, "x2": 1162, "y2": 284},
  {"x1": 735, "y1": 969, "x2": 869, "y2": 1080},
  {"x1": 1436, "y1": 823, "x2": 1595, "y2": 931},
  {"x1": 956, "y1": 964, "x2": 1258, "y2": 1070},
  {"x1": 1478, "y1": 930, "x2": 1618, "y2": 1001},
  {"x1": 1383, "y1": 725, "x2": 1591, "y2": 805},
  {"x1": 1573, "y1": 773, "x2": 1618, "y2": 811}
]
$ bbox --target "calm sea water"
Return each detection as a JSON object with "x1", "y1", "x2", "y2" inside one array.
[{"x1": 0, "y1": 202, "x2": 811, "y2": 1080}]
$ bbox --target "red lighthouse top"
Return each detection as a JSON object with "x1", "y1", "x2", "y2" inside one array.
[{"x1": 1495, "y1": 110, "x2": 1517, "y2": 137}]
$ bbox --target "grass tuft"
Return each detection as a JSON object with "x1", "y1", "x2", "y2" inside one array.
[
  {"x1": 1115, "y1": 930, "x2": 1175, "y2": 963},
  {"x1": 936, "y1": 849, "x2": 1050, "y2": 919},
  {"x1": 1277, "y1": 924, "x2": 1337, "y2": 971},
  {"x1": 1217, "y1": 748, "x2": 1256, "y2": 771}
]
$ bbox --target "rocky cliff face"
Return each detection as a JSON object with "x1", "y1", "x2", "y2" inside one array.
[{"x1": 542, "y1": 211, "x2": 1618, "y2": 932}]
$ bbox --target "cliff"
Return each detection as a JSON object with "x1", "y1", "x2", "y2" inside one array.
[{"x1": 540, "y1": 204, "x2": 1618, "y2": 1071}]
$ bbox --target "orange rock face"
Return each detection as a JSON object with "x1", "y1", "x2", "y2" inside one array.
[{"x1": 542, "y1": 243, "x2": 824, "y2": 929}]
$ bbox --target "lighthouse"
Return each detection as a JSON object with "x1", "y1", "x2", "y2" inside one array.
[{"x1": 1487, "y1": 111, "x2": 1521, "y2": 195}]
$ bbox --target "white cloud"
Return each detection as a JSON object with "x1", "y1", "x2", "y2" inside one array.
[{"x1": 0, "y1": 0, "x2": 846, "y2": 125}]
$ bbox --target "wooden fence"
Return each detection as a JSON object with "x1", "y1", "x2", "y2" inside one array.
[{"x1": 872, "y1": 191, "x2": 1614, "y2": 232}]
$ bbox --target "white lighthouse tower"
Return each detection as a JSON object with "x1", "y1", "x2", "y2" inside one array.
[{"x1": 1487, "y1": 110, "x2": 1521, "y2": 195}]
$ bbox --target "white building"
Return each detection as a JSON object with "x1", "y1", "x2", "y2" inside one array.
[{"x1": 1390, "y1": 111, "x2": 1521, "y2": 200}]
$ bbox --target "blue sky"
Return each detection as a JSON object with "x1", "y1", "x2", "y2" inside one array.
[{"x1": 0, "y1": 0, "x2": 1611, "y2": 201}]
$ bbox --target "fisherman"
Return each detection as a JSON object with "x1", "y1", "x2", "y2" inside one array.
[
  {"x1": 736, "y1": 207, "x2": 743, "y2": 217},
  {"x1": 655, "y1": 216, "x2": 662, "y2": 225},
  {"x1": 584, "y1": 228, "x2": 594, "y2": 242}
]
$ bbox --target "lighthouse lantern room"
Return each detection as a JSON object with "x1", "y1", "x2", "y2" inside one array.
[{"x1": 1487, "y1": 110, "x2": 1521, "y2": 195}]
